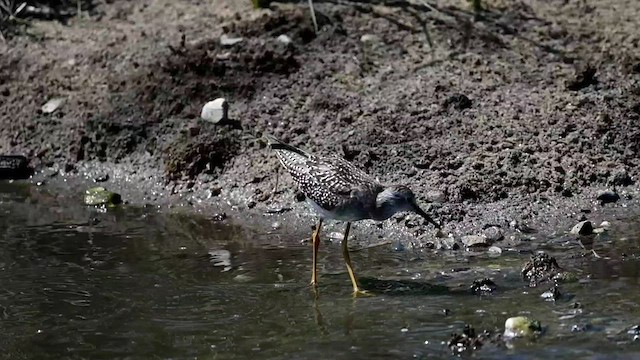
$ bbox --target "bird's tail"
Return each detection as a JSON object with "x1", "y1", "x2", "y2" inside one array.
[{"x1": 262, "y1": 134, "x2": 310, "y2": 158}]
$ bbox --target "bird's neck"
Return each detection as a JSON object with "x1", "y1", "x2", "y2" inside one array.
[{"x1": 371, "y1": 188, "x2": 402, "y2": 221}]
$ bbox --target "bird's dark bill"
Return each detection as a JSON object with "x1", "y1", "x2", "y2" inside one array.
[{"x1": 411, "y1": 202, "x2": 441, "y2": 228}]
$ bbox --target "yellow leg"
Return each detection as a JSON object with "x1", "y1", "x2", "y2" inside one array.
[
  {"x1": 310, "y1": 218, "x2": 323, "y2": 287},
  {"x1": 341, "y1": 222, "x2": 369, "y2": 296}
]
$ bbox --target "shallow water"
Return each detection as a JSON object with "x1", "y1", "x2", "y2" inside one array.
[{"x1": 1, "y1": 182, "x2": 640, "y2": 359}]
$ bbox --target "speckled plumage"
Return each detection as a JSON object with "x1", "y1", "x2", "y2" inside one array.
[
  {"x1": 266, "y1": 135, "x2": 384, "y2": 221},
  {"x1": 264, "y1": 134, "x2": 440, "y2": 294}
]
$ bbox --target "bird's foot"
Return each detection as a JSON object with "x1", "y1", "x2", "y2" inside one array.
[{"x1": 352, "y1": 288, "x2": 374, "y2": 297}]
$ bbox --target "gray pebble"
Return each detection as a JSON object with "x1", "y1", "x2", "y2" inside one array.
[
  {"x1": 425, "y1": 190, "x2": 447, "y2": 203},
  {"x1": 483, "y1": 226, "x2": 504, "y2": 242},
  {"x1": 461, "y1": 235, "x2": 491, "y2": 248}
]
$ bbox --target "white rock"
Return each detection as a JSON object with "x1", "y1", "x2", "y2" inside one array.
[
  {"x1": 277, "y1": 34, "x2": 292, "y2": 44},
  {"x1": 488, "y1": 246, "x2": 502, "y2": 255},
  {"x1": 220, "y1": 34, "x2": 243, "y2": 46},
  {"x1": 201, "y1": 98, "x2": 229, "y2": 123},
  {"x1": 504, "y1": 316, "x2": 540, "y2": 338},
  {"x1": 360, "y1": 34, "x2": 380, "y2": 43},
  {"x1": 41, "y1": 97, "x2": 65, "y2": 114}
]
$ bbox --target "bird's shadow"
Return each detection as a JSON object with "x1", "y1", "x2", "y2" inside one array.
[{"x1": 358, "y1": 277, "x2": 450, "y2": 296}]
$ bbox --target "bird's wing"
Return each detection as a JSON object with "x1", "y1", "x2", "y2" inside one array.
[
  {"x1": 266, "y1": 135, "x2": 380, "y2": 211},
  {"x1": 304, "y1": 155, "x2": 380, "y2": 210}
]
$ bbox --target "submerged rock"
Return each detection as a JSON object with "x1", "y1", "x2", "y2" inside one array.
[
  {"x1": 504, "y1": 316, "x2": 542, "y2": 338},
  {"x1": 470, "y1": 278, "x2": 497, "y2": 294},
  {"x1": 84, "y1": 187, "x2": 122, "y2": 206},
  {"x1": 448, "y1": 324, "x2": 489, "y2": 354},
  {"x1": 522, "y1": 252, "x2": 562, "y2": 287}
]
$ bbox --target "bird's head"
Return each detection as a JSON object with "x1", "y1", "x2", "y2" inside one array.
[{"x1": 376, "y1": 185, "x2": 440, "y2": 228}]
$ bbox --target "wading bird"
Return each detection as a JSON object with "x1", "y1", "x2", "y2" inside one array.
[{"x1": 265, "y1": 135, "x2": 440, "y2": 295}]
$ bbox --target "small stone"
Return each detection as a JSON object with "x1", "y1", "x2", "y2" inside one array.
[
  {"x1": 461, "y1": 235, "x2": 490, "y2": 248},
  {"x1": 596, "y1": 189, "x2": 619, "y2": 204},
  {"x1": 201, "y1": 98, "x2": 229, "y2": 123},
  {"x1": 84, "y1": 187, "x2": 122, "y2": 206},
  {"x1": 443, "y1": 93, "x2": 472, "y2": 111},
  {"x1": 271, "y1": 221, "x2": 281, "y2": 229},
  {"x1": 487, "y1": 246, "x2": 502, "y2": 255},
  {"x1": 599, "y1": 221, "x2": 611, "y2": 229},
  {"x1": 425, "y1": 190, "x2": 446, "y2": 203},
  {"x1": 277, "y1": 34, "x2": 292, "y2": 44},
  {"x1": 41, "y1": 97, "x2": 65, "y2": 114},
  {"x1": 360, "y1": 34, "x2": 380, "y2": 43},
  {"x1": 482, "y1": 226, "x2": 504, "y2": 242},
  {"x1": 220, "y1": 34, "x2": 243, "y2": 46},
  {"x1": 570, "y1": 220, "x2": 593, "y2": 235},
  {"x1": 504, "y1": 316, "x2": 542, "y2": 338}
]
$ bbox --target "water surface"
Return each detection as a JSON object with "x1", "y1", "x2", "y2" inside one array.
[{"x1": 1, "y1": 182, "x2": 639, "y2": 359}]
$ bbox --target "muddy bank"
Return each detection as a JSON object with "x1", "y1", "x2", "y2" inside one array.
[{"x1": 1, "y1": 0, "x2": 640, "y2": 244}]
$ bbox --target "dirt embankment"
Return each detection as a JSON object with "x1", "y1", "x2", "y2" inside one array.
[{"x1": 1, "y1": 0, "x2": 640, "y2": 241}]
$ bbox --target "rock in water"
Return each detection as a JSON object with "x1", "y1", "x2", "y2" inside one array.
[
  {"x1": 201, "y1": 98, "x2": 229, "y2": 124},
  {"x1": 0, "y1": 155, "x2": 31, "y2": 179},
  {"x1": 84, "y1": 187, "x2": 122, "y2": 206},
  {"x1": 504, "y1": 316, "x2": 542, "y2": 338}
]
